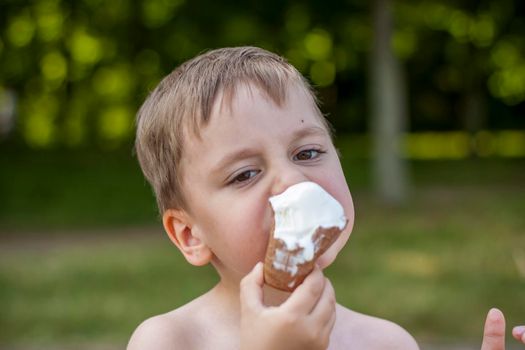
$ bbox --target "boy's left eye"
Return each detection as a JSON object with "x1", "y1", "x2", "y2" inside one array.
[
  {"x1": 229, "y1": 169, "x2": 260, "y2": 185},
  {"x1": 293, "y1": 149, "x2": 324, "y2": 161}
]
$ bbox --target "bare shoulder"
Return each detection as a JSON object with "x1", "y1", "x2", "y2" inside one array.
[
  {"x1": 127, "y1": 298, "x2": 206, "y2": 350},
  {"x1": 127, "y1": 307, "x2": 195, "y2": 350},
  {"x1": 126, "y1": 289, "x2": 232, "y2": 350},
  {"x1": 331, "y1": 304, "x2": 420, "y2": 350},
  {"x1": 127, "y1": 313, "x2": 180, "y2": 350}
]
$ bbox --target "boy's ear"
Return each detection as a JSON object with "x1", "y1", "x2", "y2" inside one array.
[{"x1": 162, "y1": 209, "x2": 212, "y2": 266}]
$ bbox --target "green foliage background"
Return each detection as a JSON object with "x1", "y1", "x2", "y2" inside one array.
[{"x1": 1, "y1": 0, "x2": 524, "y2": 150}]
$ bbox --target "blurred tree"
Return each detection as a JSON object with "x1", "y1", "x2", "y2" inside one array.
[
  {"x1": 396, "y1": 0, "x2": 525, "y2": 135},
  {"x1": 0, "y1": 0, "x2": 523, "y2": 154},
  {"x1": 370, "y1": 0, "x2": 409, "y2": 203}
]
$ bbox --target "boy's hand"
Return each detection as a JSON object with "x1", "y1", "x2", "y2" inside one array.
[
  {"x1": 480, "y1": 308, "x2": 525, "y2": 350},
  {"x1": 240, "y1": 262, "x2": 336, "y2": 350}
]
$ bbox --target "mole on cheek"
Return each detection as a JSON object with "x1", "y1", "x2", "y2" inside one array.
[{"x1": 301, "y1": 119, "x2": 304, "y2": 123}]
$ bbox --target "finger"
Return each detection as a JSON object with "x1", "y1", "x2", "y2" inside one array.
[
  {"x1": 317, "y1": 231, "x2": 348, "y2": 269},
  {"x1": 316, "y1": 245, "x2": 337, "y2": 269},
  {"x1": 322, "y1": 303, "x2": 337, "y2": 342},
  {"x1": 240, "y1": 262, "x2": 264, "y2": 313},
  {"x1": 283, "y1": 265, "x2": 325, "y2": 314},
  {"x1": 316, "y1": 298, "x2": 337, "y2": 350},
  {"x1": 309, "y1": 277, "x2": 336, "y2": 323},
  {"x1": 512, "y1": 326, "x2": 525, "y2": 343},
  {"x1": 481, "y1": 308, "x2": 506, "y2": 350}
]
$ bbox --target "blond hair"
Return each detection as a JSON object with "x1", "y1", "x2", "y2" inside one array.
[{"x1": 135, "y1": 46, "x2": 330, "y2": 214}]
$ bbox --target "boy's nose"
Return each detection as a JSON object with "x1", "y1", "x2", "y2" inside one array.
[{"x1": 270, "y1": 164, "x2": 309, "y2": 197}]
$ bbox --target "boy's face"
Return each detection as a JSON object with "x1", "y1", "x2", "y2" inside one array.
[{"x1": 180, "y1": 83, "x2": 354, "y2": 282}]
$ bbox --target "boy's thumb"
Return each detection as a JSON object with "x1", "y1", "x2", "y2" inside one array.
[{"x1": 240, "y1": 262, "x2": 264, "y2": 312}]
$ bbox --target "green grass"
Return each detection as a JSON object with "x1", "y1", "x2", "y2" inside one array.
[
  {"x1": 0, "y1": 236, "x2": 218, "y2": 347},
  {"x1": 329, "y1": 185, "x2": 525, "y2": 343},
  {"x1": 1, "y1": 146, "x2": 524, "y2": 347}
]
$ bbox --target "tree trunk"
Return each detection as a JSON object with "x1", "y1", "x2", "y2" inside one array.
[
  {"x1": 463, "y1": 48, "x2": 487, "y2": 158},
  {"x1": 370, "y1": 0, "x2": 409, "y2": 204}
]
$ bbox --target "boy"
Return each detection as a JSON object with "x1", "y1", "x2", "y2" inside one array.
[{"x1": 128, "y1": 46, "x2": 524, "y2": 349}]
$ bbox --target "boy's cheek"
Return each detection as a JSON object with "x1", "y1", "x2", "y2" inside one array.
[{"x1": 223, "y1": 201, "x2": 271, "y2": 268}]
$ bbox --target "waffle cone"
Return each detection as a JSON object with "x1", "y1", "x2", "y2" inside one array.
[{"x1": 263, "y1": 224, "x2": 345, "y2": 292}]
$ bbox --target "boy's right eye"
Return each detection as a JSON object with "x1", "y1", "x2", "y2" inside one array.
[{"x1": 229, "y1": 169, "x2": 260, "y2": 185}]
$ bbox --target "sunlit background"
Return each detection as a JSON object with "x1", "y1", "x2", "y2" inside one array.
[{"x1": 1, "y1": 0, "x2": 524, "y2": 349}]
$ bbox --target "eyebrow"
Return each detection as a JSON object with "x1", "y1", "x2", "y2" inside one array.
[
  {"x1": 211, "y1": 148, "x2": 260, "y2": 176},
  {"x1": 212, "y1": 125, "x2": 328, "y2": 175},
  {"x1": 291, "y1": 125, "x2": 328, "y2": 140}
]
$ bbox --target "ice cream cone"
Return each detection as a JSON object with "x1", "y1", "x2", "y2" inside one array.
[{"x1": 263, "y1": 224, "x2": 345, "y2": 292}]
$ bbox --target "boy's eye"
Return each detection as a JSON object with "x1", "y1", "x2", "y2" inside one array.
[
  {"x1": 230, "y1": 169, "x2": 259, "y2": 184},
  {"x1": 293, "y1": 149, "x2": 324, "y2": 161}
]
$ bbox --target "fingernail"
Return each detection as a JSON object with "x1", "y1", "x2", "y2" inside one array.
[
  {"x1": 513, "y1": 325, "x2": 525, "y2": 335},
  {"x1": 489, "y1": 308, "x2": 503, "y2": 318}
]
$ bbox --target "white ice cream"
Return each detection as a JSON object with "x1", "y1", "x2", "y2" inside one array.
[{"x1": 269, "y1": 181, "x2": 347, "y2": 275}]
